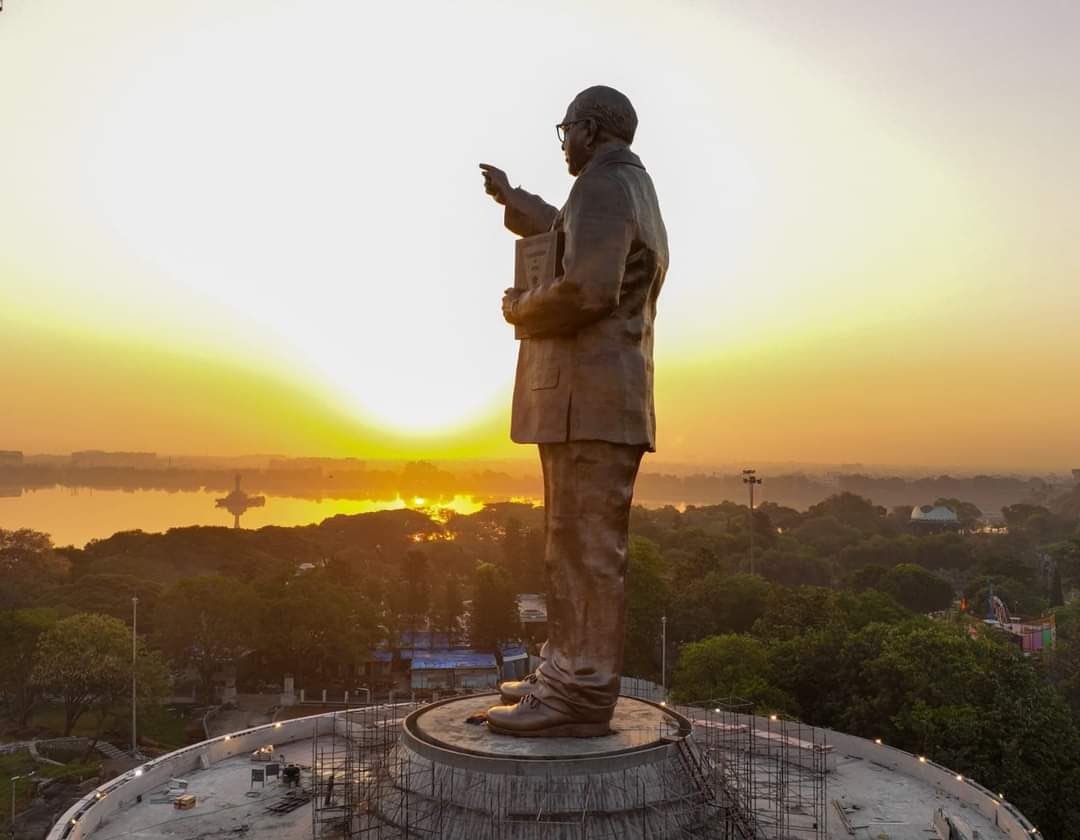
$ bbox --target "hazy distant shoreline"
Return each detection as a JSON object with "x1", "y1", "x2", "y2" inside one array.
[{"x1": 2, "y1": 453, "x2": 1073, "y2": 517}]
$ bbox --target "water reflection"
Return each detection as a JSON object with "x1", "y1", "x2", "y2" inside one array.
[
  {"x1": 215, "y1": 473, "x2": 266, "y2": 528},
  {"x1": 0, "y1": 486, "x2": 496, "y2": 548}
]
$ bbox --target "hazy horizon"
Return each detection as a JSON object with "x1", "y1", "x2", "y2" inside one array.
[{"x1": 6, "y1": 446, "x2": 1079, "y2": 479}]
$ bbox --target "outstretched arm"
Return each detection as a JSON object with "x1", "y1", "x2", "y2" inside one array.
[
  {"x1": 479, "y1": 163, "x2": 557, "y2": 237},
  {"x1": 503, "y1": 188, "x2": 558, "y2": 237},
  {"x1": 506, "y1": 175, "x2": 633, "y2": 336}
]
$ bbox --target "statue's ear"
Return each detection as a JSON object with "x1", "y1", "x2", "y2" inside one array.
[{"x1": 584, "y1": 117, "x2": 599, "y2": 149}]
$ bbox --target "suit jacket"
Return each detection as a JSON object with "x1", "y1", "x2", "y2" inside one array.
[{"x1": 504, "y1": 146, "x2": 668, "y2": 450}]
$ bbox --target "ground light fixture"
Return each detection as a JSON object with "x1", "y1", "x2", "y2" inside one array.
[{"x1": 11, "y1": 772, "x2": 36, "y2": 832}]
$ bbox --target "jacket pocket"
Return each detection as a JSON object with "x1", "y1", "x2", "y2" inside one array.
[{"x1": 531, "y1": 366, "x2": 560, "y2": 390}]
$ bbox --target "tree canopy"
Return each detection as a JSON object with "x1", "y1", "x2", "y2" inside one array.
[
  {"x1": 0, "y1": 607, "x2": 58, "y2": 726},
  {"x1": 155, "y1": 576, "x2": 259, "y2": 702},
  {"x1": 32, "y1": 612, "x2": 168, "y2": 737}
]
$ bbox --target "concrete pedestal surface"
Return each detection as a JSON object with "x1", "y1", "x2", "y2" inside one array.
[{"x1": 363, "y1": 694, "x2": 728, "y2": 839}]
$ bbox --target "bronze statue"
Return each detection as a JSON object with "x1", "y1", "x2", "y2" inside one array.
[{"x1": 479, "y1": 85, "x2": 668, "y2": 737}]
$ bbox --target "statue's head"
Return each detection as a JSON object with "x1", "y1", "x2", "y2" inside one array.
[{"x1": 559, "y1": 86, "x2": 637, "y2": 176}]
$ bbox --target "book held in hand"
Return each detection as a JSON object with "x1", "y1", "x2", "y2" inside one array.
[{"x1": 513, "y1": 230, "x2": 564, "y2": 339}]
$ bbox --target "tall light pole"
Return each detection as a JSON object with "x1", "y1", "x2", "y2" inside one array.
[
  {"x1": 660, "y1": 615, "x2": 668, "y2": 699},
  {"x1": 742, "y1": 470, "x2": 763, "y2": 576},
  {"x1": 131, "y1": 595, "x2": 138, "y2": 758}
]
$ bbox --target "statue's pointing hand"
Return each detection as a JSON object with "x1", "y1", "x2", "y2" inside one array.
[{"x1": 479, "y1": 163, "x2": 512, "y2": 206}]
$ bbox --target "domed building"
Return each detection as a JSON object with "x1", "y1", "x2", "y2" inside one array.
[{"x1": 910, "y1": 504, "x2": 961, "y2": 532}]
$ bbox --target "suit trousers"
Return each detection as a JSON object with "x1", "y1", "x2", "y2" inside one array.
[{"x1": 532, "y1": 440, "x2": 646, "y2": 719}]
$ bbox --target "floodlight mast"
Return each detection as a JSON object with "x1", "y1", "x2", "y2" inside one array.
[
  {"x1": 660, "y1": 614, "x2": 667, "y2": 698},
  {"x1": 742, "y1": 469, "x2": 763, "y2": 575},
  {"x1": 132, "y1": 595, "x2": 138, "y2": 757}
]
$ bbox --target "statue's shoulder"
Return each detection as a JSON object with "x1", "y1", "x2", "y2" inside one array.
[{"x1": 567, "y1": 168, "x2": 632, "y2": 219}]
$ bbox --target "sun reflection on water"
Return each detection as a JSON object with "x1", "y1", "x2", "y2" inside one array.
[{"x1": 0, "y1": 487, "x2": 511, "y2": 548}]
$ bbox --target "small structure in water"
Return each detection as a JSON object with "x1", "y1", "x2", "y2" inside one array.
[{"x1": 215, "y1": 473, "x2": 265, "y2": 528}]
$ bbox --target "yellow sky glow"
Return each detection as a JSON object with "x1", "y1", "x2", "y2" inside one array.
[{"x1": 1, "y1": 0, "x2": 1078, "y2": 469}]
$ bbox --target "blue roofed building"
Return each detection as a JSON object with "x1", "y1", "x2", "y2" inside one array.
[
  {"x1": 500, "y1": 644, "x2": 530, "y2": 681},
  {"x1": 409, "y1": 650, "x2": 500, "y2": 691},
  {"x1": 396, "y1": 630, "x2": 465, "y2": 660}
]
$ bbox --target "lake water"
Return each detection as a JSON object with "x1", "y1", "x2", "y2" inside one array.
[{"x1": 0, "y1": 486, "x2": 497, "y2": 548}]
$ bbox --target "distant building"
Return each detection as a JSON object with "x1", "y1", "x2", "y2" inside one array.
[
  {"x1": 911, "y1": 504, "x2": 958, "y2": 524},
  {"x1": 501, "y1": 644, "x2": 530, "y2": 681},
  {"x1": 364, "y1": 648, "x2": 393, "y2": 681},
  {"x1": 1072, "y1": 468, "x2": 1080, "y2": 484},
  {"x1": 984, "y1": 591, "x2": 1056, "y2": 655},
  {"x1": 71, "y1": 450, "x2": 158, "y2": 469},
  {"x1": 396, "y1": 630, "x2": 463, "y2": 661},
  {"x1": 268, "y1": 456, "x2": 366, "y2": 475},
  {"x1": 0, "y1": 450, "x2": 23, "y2": 466},
  {"x1": 382, "y1": 630, "x2": 474, "y2": 684},
  {"x1": 909, "y1": 504, "x2": 960, "y2": 532},
  {"x1": 516, "y1": 593, "x2": 548, "y2": 643},
  {"x1": 409, "y1": 650, "x2": 500, "y2": 691}
]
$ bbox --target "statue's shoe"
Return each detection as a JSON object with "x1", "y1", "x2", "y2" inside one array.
[
  {"x1": 498, "y1": 673, "x2": 539, "y2": 704},
  {"x1": 486, "y1": 696, "x2": 612, "y2": 738}
]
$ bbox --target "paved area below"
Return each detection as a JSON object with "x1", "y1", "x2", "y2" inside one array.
[
  {"x1": 68, "y1": 704, "x2": 1022, "y2": 840},
  {"x1": 827, "y1": 753, "x2": 1006, "y2": 839},
  {"x1": 205, "y1": 695, "x2": 276, "y2": 738},
  {"x1": 90, "y1": 739, "x2": 314, "y2": 840}
]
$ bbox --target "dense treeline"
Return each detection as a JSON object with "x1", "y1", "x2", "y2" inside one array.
[
  {"x1": 623, "y1": 493, "x2": 1080, "y2": 838},
  {"x1": 3, "y1": 490, "x2": 1080, "y2": 833},
  {"x1": 0, "y1": 504, "x2": 543, "y2": 706}
]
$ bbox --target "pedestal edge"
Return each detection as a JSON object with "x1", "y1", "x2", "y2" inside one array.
[{"x1": 401, "y1": 693, "x2": 693, "y2": 777}]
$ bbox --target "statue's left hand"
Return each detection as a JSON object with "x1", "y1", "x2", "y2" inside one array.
[{"x1": 502, "y1": 288, "x2": 521, "y2": 324}]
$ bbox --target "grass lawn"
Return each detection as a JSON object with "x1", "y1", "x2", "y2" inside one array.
[
  {"x1": 27, "y1": 703, "x2": 191, "y2": 750},
  {"x1": 0, "y1": 749, "x2": 100, "y2": 823},
  {"x1": 0, "y1": 703, "x2": 191, "y2": 825},
  {"x1": 0, "y1": 749, "x2": 38, "y2": 822},
  {"x1": 27, "y1": 704, "x2": 102, "y2": 739},
  {"x1": 137, "y1": 705, "x2": 189, "y2": 749}
]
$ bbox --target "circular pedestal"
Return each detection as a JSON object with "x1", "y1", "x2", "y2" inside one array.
[
  {"x1": 364, "y1": 694, "x2": 724, "y2": 839},
  {"x1": 406, "y1": 693, "x2": 688, "y2": 773}
]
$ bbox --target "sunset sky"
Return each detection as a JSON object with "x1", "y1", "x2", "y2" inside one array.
[{"x1": 1, "y1": 0, "x2": 1078, "y2": 470}]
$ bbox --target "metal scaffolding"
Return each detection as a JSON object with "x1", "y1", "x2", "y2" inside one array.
[
  {"x1": 310, "y1": 695, "x2": 827, "y2": 840},
  {"x1": 690, "y1": 700, "x2": 829, "y2": 840}
]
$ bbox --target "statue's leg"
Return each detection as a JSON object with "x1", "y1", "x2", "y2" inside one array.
[
  {"x1": 497, "y1": 449, "x2": 553, "y2": 705},
  {"x1": 532, "y1": 440, "x2": 644, "y2": 720}
]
